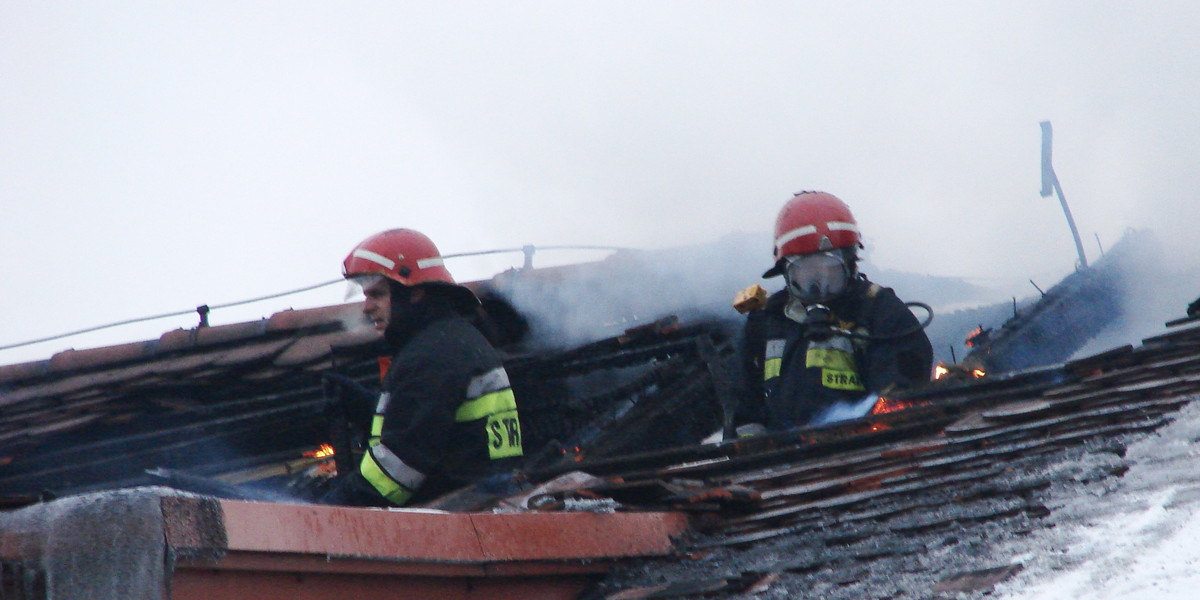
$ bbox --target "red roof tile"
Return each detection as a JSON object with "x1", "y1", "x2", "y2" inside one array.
[
  {"x1": 266, "y1": 304, "x2": 362, "y2": 333},
  {"x1": 158, "y1": 320, "x2": 269, "y2": 352},
  {"x1": 274, "y1": 330, "x2": 370, "y2": 369},
  {"x1": 208, "y1": 337, "x2": 295, "y2": 368},
  {"x1": 0, "y1": 359, "x2": 51, "y2": 385},
  {"x1": 47, "y1": 340, "x2": 157, "y2": 373}
]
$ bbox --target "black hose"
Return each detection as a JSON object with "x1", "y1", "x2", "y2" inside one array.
[{"x1": 811, "y1": 301, "x2": 934, "y2": 342}]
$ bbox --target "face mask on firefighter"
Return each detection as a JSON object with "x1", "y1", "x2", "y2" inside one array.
[{"x1": 785, "y1": 251, "x2": 849, "y2": 304}]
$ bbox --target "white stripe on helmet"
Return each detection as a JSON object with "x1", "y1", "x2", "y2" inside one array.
[
  {"x1": 352, "y1": 248, "x2": 396, "y2": 270},
  {"x1": 775, "y1": 225, "x2": 817, "y2": 250}
]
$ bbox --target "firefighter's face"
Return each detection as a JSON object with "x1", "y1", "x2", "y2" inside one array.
[
  {"x1": 784, "y1": 251, "x2": 850, "y2": 304},
  {"x1": 361, "y1": 278, "x2": 392, "y2": 333}
]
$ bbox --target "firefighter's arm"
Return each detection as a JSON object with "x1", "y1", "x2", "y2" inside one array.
[{"x1": 359, "y1": 371, "x2": 457, "y2": 506}]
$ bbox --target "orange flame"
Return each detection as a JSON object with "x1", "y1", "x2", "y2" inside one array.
[
  {"x1": 304, "y1": 443, "x2": 335, "y2": 459},
  {"x1": 934, "y1": 363, "x2": 950, "y2": 380},
  {"x1": 934, "y1": 362, "x2": 986, "y2": 381},
  {"x1": 965, "y1": 325, "x2": 984, "y2": 348},
  {"x1": 870, "y1": 396, "x2": 921, "y2": 415}
]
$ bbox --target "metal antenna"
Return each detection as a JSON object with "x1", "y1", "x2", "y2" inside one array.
[{"x1": 1040, "y1": 121, "x2": 1088, "y2": 269}]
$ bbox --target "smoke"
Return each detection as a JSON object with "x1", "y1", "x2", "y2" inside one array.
[
  {"x1": 490, "y1": 231, "x2": 999, "y2": 352},
  {"x1": 337, "y1": 302, "x2": 375, "y2": 335},
  {"x1": 1073, "y1": 229, "x2": 1200, "y2": 358},
  {"x1": 491, "y1": 232, "x2": 774, "y2": 349}
]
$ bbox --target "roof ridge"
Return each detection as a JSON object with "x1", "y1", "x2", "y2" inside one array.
[{"x1": 0, "y1": 302, "x2": 366, "y2": 387}]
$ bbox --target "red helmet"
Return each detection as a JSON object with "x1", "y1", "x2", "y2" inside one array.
[
  {"x1": 764, "y1": 191, "x2": 861, "y2": 277},
  {"x1": 342, "y1": 228, "x2": 457, "y2": 286}
]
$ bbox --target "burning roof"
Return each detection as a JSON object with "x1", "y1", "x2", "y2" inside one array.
[{"x1": 0, "y1": 232, "x2": 1195, "y2": 598}]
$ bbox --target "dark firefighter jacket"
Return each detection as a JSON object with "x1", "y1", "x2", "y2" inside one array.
[
  {"x1": 741, "y1": 278, "x2": 933, "y2": 430},
  {"x1": 331, "y1": 306, "x2": 524, "y2": 507}
]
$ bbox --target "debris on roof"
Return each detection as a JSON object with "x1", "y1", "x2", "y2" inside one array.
[
  {"x1": 580, "y1": 313, "x2": 1200, "y2": 599},
  {"x1": 962, "y1": 229, "x2": 1162, "y2": 375},
  {"x1": 1, "y1": 232, "x2": 1195, "y2": 599}
]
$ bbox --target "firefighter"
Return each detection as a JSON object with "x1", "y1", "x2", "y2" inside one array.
[
  {"x1": 740, "y1": 191, "x2": 933, "y2": 430},
  {"x1": 321, "y1": 228, "x2": 523, "y2": 507}
]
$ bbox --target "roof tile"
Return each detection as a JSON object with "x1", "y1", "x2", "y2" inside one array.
[
  {"x1": 276, "y1": 337, "x2": 332, "y2": 369},
  {"x1": 266, "y1": 304, "x2": 361, "y2": 333},
  {"x1": 158, "y1": 320, "x2": 269, "y2": 352},
  {"x1": 48, "y1": 341, "x2": 157, "y2": 374},
  {"x1": 210, "y1": 338, "x2": 294, "y2": 368},
  {"x1": 0, "y1": 359, "x2": 52, "y2": 385}
]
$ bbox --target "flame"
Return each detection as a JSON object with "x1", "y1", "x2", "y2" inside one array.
[
  {"x1": 934, "y1": 363, "x2": 950, "y2": 380},
  {"x1": 304, "y1": 443, "x2": 335, "y2": 459},
  {"x1": 561, "y1": 446, "x2": 585, "y2": 462},
  {"x1": 965, "y1": 325, "x2": 984, "y2": 348},
  {"x1": 934, "y1": 362, "x2": 986, "y2": 381},
  {"x1": 870, "y1": 396, "x2": 922, "y2": 415}
]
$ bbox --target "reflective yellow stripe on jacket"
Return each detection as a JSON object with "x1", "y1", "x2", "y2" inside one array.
[
  {"x1": 360, "y1": 442, "x2": 425, "y2": 505},
  {"x1": 458, "y1": 367, "x2": 523, "y2": 459},
  {"x1": 359, "y1": 392, "x2": 428, "y2": 505},
  {"x1": 807, "y1": 341, "x2": 866, "y2": 392},
  {"x1": 763, "y1": 339, "x2": 786, "y2": 381}
]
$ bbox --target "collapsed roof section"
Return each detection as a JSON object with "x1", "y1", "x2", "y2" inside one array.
[
  {"x1": 962, "y1": 229, "x2": 1162, "y2": 374},
  {"x1": 0, "y1": 231, "x2": 1165, "y2": 505},
  {"x1": 0, "y1": 233, "x2": 1198, "y2": 598},
  {"x1": 572, "y1": 311, "x2": 1200, "y2": 599},
  {"x1": 0, "y1": 250, "x2": 756, "y2": 503}
]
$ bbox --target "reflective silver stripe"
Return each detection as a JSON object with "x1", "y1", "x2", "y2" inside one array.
[
  {"x1": 775, "y1": 225, "x2": 817, "y2": 251},
  {"x1": 368, "y1": 443, "x2": 427, "y2": 490},
  {"x1": 352, "y1": 248, "x2": 396, "y2": 270},
  {"x1": 775, "y1": 221, "x2": 859, "y2": 251},
  {"x1": 374, "y1": 391, "x2": 391, "y2": 413},
  {"x1": 765, "y1": 339, "x2": 787, "y2": 360},
  {"x1": 416, "y1": 256, "x2": 444, "y2": 269},
  {"x1": 466, "y1": 368, "x2": 511, "y2": 399}
]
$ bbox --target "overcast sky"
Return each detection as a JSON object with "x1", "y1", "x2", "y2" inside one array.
[{"x1": 3, "y1": 2, "x2": 1200, "y2": 365}]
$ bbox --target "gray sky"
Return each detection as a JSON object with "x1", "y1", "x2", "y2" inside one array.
[{"x1": 4, "y1": 2, "x2": 1200, "y2": 365}]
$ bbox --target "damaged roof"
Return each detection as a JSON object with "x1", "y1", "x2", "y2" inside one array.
[
  {"x1": 570, "y1": 313, "x2": 1200, "y2": 599},
  {"x1": 1, "y1": 233, "x2": 1196, "y2": 599},
  {"x1": 0, "y1": 302, "x2": 379, "y2": 501}
]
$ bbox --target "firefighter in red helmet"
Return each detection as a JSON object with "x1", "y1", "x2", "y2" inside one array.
[
  {"x1": 321, "y1": 228, "x2": 523, "y2": 507},
  {"x1": 740, "y1": 192, "x2": 933, "y2": 430}
]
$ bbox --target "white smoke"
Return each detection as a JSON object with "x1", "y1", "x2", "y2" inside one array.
[
  {"x1": 490, "y1": 232, "x2": 775, "y2": 349},
  {"x1": 1073, "y1": 229, "x2": 1200, "y2": 358},
  {"x1": 488, "y1": 231, "x2": 995, "y2": 352}
]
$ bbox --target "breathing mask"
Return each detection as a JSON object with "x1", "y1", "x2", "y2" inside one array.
[{"x1": 784, "y1": 251, "x2": 851, "y2": 304}]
